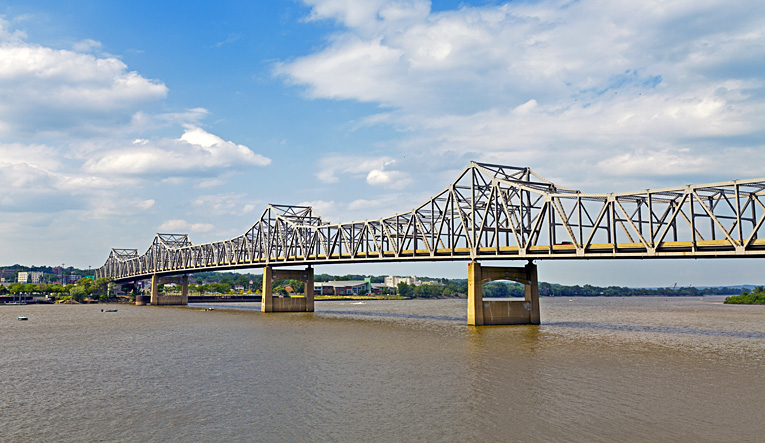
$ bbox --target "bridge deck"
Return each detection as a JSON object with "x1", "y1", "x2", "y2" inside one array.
[{"x1": 96, "y1": 161, "x2": 765, "y2": 282}]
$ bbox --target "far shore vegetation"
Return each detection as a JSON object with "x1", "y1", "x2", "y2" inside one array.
[
  {"x1": 724, "y1": 286, "x2": 765, "y2": 305},
  {"x1": 0, "y1": 265, "x2": 756, "y2": 303}
]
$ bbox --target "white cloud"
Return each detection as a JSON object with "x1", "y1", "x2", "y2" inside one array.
[
  {"x1": 0, "y1": 38, "x2": 167, "y2": 136},
  {"x1": 158, "y1": 219, "x2": 215, "y2": 233},
  {"x1": 282, "y1": 0, "x2": 765, "y2": 185},
  {"x1": 89, "y1": 197, "x2": 156, "y2": 218},
  {"x1": 72, "y1": 39, "x2": 102, "y2": 53},
  {"x1": 316, "y1": 155, "x2": 410, "y2": 188},
  {"x1": 366, "y1": 164, "x2": 411, "y2": 189},
  {"x1": 83, "y1": 126, "x2": 271, "y2": 177},
  {"x1": 277, "y1": 37, "x2": 405, "y2": 106},
  {"x1": 296, "y1": 200, "x2": 337, "y2": 221},
  {"x1": 0, "y1": 17, "x2": 271, "y2": 232}
]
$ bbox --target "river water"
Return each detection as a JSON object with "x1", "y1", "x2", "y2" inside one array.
[{"x1": 2, "y1": 297, "x2": 763, "y2": 442}]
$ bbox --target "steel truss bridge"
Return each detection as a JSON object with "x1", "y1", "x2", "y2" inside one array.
[{"x1": 96, "y1": 161, "x2": 765, "y2": 282}]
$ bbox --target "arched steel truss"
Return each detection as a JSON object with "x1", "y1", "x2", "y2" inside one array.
[{"x1": 96, "y1": 162, "x2": 765, "y2": 281}]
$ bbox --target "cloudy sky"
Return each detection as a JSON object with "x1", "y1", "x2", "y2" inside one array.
[{"x1": 1, "y1": 0, "x2": 764, "y2": 286}]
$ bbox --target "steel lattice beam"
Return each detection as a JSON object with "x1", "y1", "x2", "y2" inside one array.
[{"x1": 95, "y1": 162, "x2": 765, "y2": 282}]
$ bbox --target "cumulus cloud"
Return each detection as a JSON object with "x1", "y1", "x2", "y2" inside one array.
[
  {"x1": 281, "y1": 0, "x2": 765, "y2": 185},
  {"x1": 83, "y1": 126, "x2": 271, "y2": 177},
  {"x1": 0, "y1": 30, "x2": 167, "y2": 136},
  {"x1": 0, "y1": 17, "x2": 271, "y2": 227},
  {"x1": 366, "y1": 164, "x2": 411, "y2": 189}
]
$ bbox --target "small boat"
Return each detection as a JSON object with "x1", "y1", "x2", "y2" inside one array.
[
  {"x1": 17, "y1": 316, "x2": 28, "y2": 321},
  {"x1": 104, "y1": 309, "x2": 118, "y2": 312}
]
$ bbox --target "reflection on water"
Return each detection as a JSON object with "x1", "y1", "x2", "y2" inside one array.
[{"x1": 1, "y1": 297, "x2": 763, "y2": 442}]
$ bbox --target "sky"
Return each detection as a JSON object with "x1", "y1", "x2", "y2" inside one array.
[{"x1": 1, "y1": 0, "x2": 764, "y2": 286}]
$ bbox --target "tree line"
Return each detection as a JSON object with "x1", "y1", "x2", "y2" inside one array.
[
  {"x1": 394, "y1": 280, "x2": 745, "y2": 299},
  {"x1": 1, "y1": 277, "x2": 113, "y2": 302}
]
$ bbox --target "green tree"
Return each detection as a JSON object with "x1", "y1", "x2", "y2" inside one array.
[
  {"x1": 397, "y1": 282, "x2": 414, "y2": 298},
  {"x1": 76, "y1": 278, "x2": 93, "y2": 298},
  {"x1": 208, "y1": 282, "x2": 231, "y2": 294},
  {"x1": 91, "y1": 277, "x2": 113, "y2": 301},
  {"x1": 48, "y1": 284, "x2": 66, "y2": 298},
  {"x1": 235, "y1": 275, "x2": 250, "y2": 287},
  {"x1": 69, "y1": 286, "x2": 87, "y2": 303},
  {"x1": 414, "y1": 284, "x2": 442, "y2": 298},
  {"x1": 288, "y1": 279, "x2": 305, "y2": 294},
  {"x1": 725, "y1": 286, "x2": 765, "y2": 304}
]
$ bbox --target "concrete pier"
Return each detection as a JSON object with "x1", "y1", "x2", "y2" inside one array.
[
  {"x1": 147, "y1": 274, "x2": 189, "y2": 306},
  {"x1": 468, "y1": 261, "x2": 540, "y2": 326},
  {"x1": 261, "y1": 266, "x2": 314, "y2": 313}
]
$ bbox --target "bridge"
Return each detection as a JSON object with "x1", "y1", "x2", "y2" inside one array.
[{"x1": 95, "y1": 161, "x2": 765, "y2": 325}]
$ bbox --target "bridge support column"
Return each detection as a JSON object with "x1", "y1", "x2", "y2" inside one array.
[
  {"x1": 467, "y1": 262, "x2": 484, "y2": 326},
  {"x1": 148, "y1": 274, "x2": 189, "y2": 306},
  {"x1": 261, "y1": 266, "x2": 314, "y2": 313},
  {"x1": 180, "y1": 275, "x2": 189, "y2": 305},
  {"x1": 262, "y1": 266, "x2": 273, "y2": 312},
  {"x1": 467, "y1": 261, "x2": 540, "y2": 326},
  {"x1": 150, "y1": 274, "x2": 159, "y2": 305}
]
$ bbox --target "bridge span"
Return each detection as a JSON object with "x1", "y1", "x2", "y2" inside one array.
[{"x1": 95, "y1": 162, "x2": 765, "y2": 325}]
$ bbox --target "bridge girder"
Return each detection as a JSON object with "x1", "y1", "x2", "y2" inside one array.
[{"x1": 95, "y1": 161, "x2": 765, "y2": 282}]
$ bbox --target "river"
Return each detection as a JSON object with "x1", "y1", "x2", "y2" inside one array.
[{"x1": 2, "y1": 297, "x2": 763, "y2": 442}]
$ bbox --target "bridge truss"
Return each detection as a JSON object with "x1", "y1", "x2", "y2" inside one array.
[{"x1": 96, "y1": 162, "x2": 765, "y2": 282}]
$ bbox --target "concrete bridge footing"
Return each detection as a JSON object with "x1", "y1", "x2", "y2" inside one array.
[
  {"x1": 261, "y1": 266, "x2": 314, "y2": 313},
  {"x1": 147, "y1": 274, "x2": 189, "y2": 306},
  {"x1": 468, "y1": 261, "x2": 540, "y2": 326}
]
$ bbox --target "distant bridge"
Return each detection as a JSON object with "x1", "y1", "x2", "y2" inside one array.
[{"x1": 95, "y1": 162, "x2": 765, "y2": 325}]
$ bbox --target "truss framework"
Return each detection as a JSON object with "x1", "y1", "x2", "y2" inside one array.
[{"x1": 96, "y1": 162, "x2": 765, "y2": 281}]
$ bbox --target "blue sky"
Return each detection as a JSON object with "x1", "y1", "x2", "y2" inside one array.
[{"x1": 2, "y1": 0, "x2": 764, "y2": 286}]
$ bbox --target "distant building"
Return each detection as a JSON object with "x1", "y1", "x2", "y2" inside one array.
[
  {"x1": 66, "y1": 275, "x2": 82, "y2": 285},
  {"x1": 384, "y1": 275, "x2": 421, "y2": 288},
  {"x1": 0, "y1": 269, "x2": 16, "y2": 283},
  {"x1": 17, "y1": 271, "x2": 44, "y2": 284},
  {"x1": 314, "y1": 279, "x2": 385, "y2": 295},
  {"x1": 29, "y1": 271, "x2": 44, "y2": 284},
  {"x1": 420, "y1": 280, "x2": 443, "y2": 286}
]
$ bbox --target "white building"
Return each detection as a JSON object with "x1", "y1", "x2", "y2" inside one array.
[
  {"x1": 30, "y1": 271, "x2": 44, "y2": 284},
  {"x1": 384, "y1": 275, "x2": 421, "y2": 288},
  {"x1": 18, "y1": 271, "x2": 44, "y2": 283}
]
